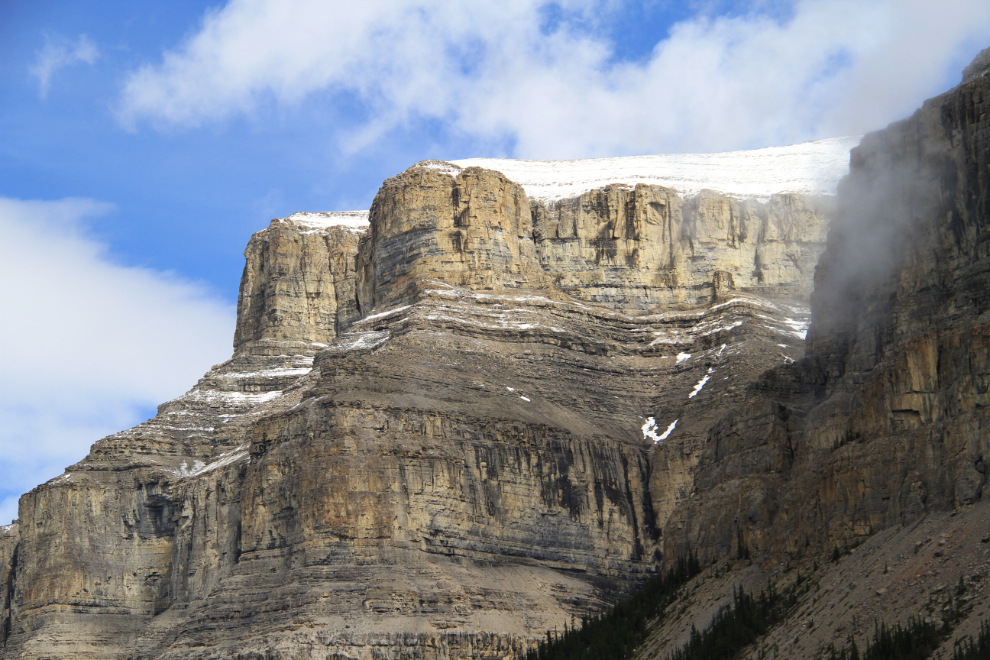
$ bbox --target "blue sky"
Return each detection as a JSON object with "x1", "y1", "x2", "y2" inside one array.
[{"x1": 2, "y1": 0, "x2": 989, "y2": 524}]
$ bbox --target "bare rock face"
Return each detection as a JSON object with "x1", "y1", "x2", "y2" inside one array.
[
  {"x1": 236, "y1": 215, "x2": 364, "y2": 350},
  {"x1": 356, "y1": 166, "x2": 547, "y2": 310},
  {"x1": 531, "y1": 187, "x2": 829, "y2": 308},
  {"x1": 0, "y1": 526, "x2": 15, "y2": 649},
  {"x1": 658, "y1": 51, "x2": 990, "y2": 568},
  {"x1": 357, "y1": 162, "x2": 830, "y2": 316},
  {"x1": 0, "y1": 144, "x2": 840, "y2": 658},
  {"x1": 963, "y1": 46, "x2": 990, "y2": 83}
]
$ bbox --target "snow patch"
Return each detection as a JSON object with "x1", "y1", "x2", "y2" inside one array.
[
  {"x1": 783, "y1": 317, "x2": 810, "y2": 339},
  {"x1": 689, "y1": 368, "x2": 714, "y2": 398},
  {"x1": 328, "y1": 330, "x2": 390, "y2": 353},
  {"x1": 676, "y1": 352, "x2": 692, "y2": 363},
  {"x1": 280, "y1": 211, "x2": 370, "y2": 232},
  {"x1": 220, "y1": 367, "x2": 312, "y2": 379},
  {"x1": 711, "y1": 295, "x2": 780, "y2": 312},
  {"x1": 415, "y1": 160, "x2": 464, "y2": 176},
  {"x1": 179, "y1": 460, "x2": 205, "y2": 476},
  {"x1": 361, "y1": 305, "x2": 413, "y2": 323},
  {"x1": 699, "y1": 320, "x2": 743, "y2": 337},
  {"x1": 643, "y1": 417, "x2": 679, "y2": 443},
  {"x1": 178, "y1": 447, "x2": 250, "y2": 479},
  {"x1": 48, "y1": 472, "x2": 73, "y2": 485},
  {"x1": 520, "y1": 396, "x2": 531, "y2": 402},
  {"x1": 186, "y1": 390, "x2": 283, "y2": 405}
]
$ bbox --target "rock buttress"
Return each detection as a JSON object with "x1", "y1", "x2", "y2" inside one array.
[
  {"x1": 660, "y1": 58, "x2": 990, "y2": 564},
  {"x1": 358, "y1": 164, "x2": 832, "y2": 314},
  {"x1": 235, "y1": 219, "x2": 362, "y2": 351}
]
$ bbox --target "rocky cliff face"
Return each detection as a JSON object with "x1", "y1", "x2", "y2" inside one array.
[
  {"x1": 0, "y1": 136, "x2": 845, "y2": 658},
  {"x1": 359, "y1": 161, "x2": 830, "y2": 313},
  {"x1": 656, "y1": 50, "x2": 990, "y2": 570},
  {"x1": 235, "y1": 214, "x2": 365, "y2": 351},
  {"x1": 627, "y1": 56, "x2": 990, "y2": 659}
]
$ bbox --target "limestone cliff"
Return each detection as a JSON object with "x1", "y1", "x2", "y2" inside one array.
[
  {"x1": 357, "y1": 161, "x2": 830, "y2": 313},
  {"x1": 235, "y1": 214, "x2": 364, "y2": 351},
  {"x1": 659, "y1": 47, "x2": 990, "y2": 565},
  {"x1": 0, "y1": 139, "x2": 842, "y2": 659},
  {"x1": 637, "y1": 55, "x2": 990, "y2": 660},
  {"x1": 623, "y1": 47, "x2": 990, "y2": 660}
]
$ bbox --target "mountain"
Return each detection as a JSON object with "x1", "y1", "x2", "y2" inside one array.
[
  {"x1": 5, "y1": 56, "x2": 986, "y2": 659},
  {"x1": 634, "y1": 47, "x2": 990, "y2": 659},
  {"x1": 0, "y1": 134, "x2": 849, "y2": 659}
]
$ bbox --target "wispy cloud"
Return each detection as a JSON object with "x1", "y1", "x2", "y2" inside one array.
[
  {"x1": 0, "y1": 198, "x2": 235, "y2": 524},
  {"x1": 30, "y1": 33, "x2": 99, "y2": 99},
  {"x1": 116, "y1": 0, "x2": 990, "y2": 157}
]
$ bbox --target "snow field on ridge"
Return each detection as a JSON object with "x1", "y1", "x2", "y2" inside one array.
[
  {"x1": 449, "y1": 136, "x2": 861, "y2": 202},
  {"x1": 271, "y1": 136, "x2": 860, "y2": 232}
]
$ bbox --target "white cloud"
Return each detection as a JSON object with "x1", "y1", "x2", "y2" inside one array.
[
  {"x1": 30, "y1": 33, "x2": 99, "y2": 99},
  {"x1": 116, "y1": 0, "x2": 990, "y2": 157},
  {"x1": 0, "y1": 198, "x2": 235, "y2": 524}
]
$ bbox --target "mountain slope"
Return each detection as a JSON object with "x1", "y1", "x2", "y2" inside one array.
[
  {"x1": 627, "y1": 46, "x2": 990, "y2": 660},
  {"x1": 0, "y1": 139, "x2": 853, "y2": 658}
]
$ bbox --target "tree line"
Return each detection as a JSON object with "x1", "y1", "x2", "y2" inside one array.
[{"x1": 522, "y1": 552, "x2": 702, "y2": 660}]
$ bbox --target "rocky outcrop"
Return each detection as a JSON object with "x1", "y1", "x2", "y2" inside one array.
[
  {"x1": 356, "y1": 167, "x2": 546, "y2": 310},
  {"x1": 236, "y1": 215, "x2": 364, "y2": 351},
  {"x1": 532, "y1": 187, "x2": 829, "y2": 308},
  {"x1": 0, "y1": 141, "x2": 841, "y2": 657},
  {"x1": 963, "y1": 46, "x2": 990, "y2": 83},
  {"x1": 356, "y1": 161, "x2": 830, "y2": 316},
  {"x1": 0, "y1": 526, "x2": 15, "y2": 649},
  {"x1": 658, "y1": 48, "x2": 990, "y2": 569}
]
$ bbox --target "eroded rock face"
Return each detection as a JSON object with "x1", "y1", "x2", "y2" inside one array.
[
  {"x1": 236, "y1": 217, "x2": 364, "y2": 351},
  {"x1": 356, "y1": 165, "x2": 830, "y2": 315},
  {"x1": 0, "y1": 148, "x2": 838, "y2": 658},
  {"x1": 533, "y1": 187, "x2": 829, "y2": 308},
  {"x1": 364, "y1": 167, "x2": 541, "y2": 306},
  {"x1": 659, "y1": 55, "x2": 990, "y2": 567},
  {"x1": 0, "y1": 526, "x2": 16, "y2": 648}
]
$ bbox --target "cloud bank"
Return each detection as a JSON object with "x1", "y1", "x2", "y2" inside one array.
[
  {"x1": 117, "y1": 0, "x2": 990, "y2": 157},
  {"x1": 0, "y1": 198, "x2": 235, "y2": 524}
]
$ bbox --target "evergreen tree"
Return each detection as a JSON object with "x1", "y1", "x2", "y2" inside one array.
[{"x1": 523, "y1": 552, "x2": 702, "y2": 660}]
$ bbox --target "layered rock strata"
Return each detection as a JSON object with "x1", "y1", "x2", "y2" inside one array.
[
  {"x1": 657, "y1": 48, "x2": 990, "y2": 571},
  {"x1": 0, "y1": 145, "x2": 842, "y2": 659},
  {"x1": 361, "y1": 163, "x2": 831, "y2": 312}
]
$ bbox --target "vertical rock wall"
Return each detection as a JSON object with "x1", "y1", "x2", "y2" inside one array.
[
  {"x1": 0, "y1": 527, "x2": 16, "y2": 649},
  {"x1": 235, "y1": 220, "x2": 363, "y2": 351},
  {"x1": 356, "y1": 167, "x2": 546, "y2": 311},
  {"x1": 533, "y1": 186, "x2": 830, "y2": 307},
  {"x1": 660, "y1": 65, "x2": 990, "y2": 565},
  {"x1": 357, "y1": 165, "x2": 831, "y2": 314}
]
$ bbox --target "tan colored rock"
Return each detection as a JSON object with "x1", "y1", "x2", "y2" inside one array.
[
  {"x1": 0, "y1": 154, "x2": 835, "y2": 658},
  {"x1": 356, "y1": 166, "x2": 547, "y2": 311},
  {"x1": 658, "y1": 54, "x2": 990, "y2": 573},
  {"x1": 235, "y1": 218, "x2": 363, "y2": 351},
  {"x1": 533, "y1": 187, "x2": 829, "y2": 308},
  {"x1": 357, "y1": 164, "x2": 831, "y2": 314}
]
